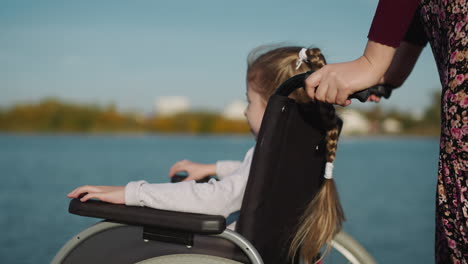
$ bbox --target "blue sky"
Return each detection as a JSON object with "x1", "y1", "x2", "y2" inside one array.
[{"x1": 1, "y1": 0, "x2": 441, "y2": 114}]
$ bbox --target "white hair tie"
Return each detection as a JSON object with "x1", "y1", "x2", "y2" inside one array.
[
  {"x1": 295, "y1": 48, "x2": 308, "y2": 70},
  {"x1": 324, "y1": 162, "x2": 334, "y2": 179}
]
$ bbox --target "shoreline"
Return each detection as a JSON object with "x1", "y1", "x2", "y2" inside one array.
[{"x1": 0, "y1": 131, "x2": 440, "y2": 140}]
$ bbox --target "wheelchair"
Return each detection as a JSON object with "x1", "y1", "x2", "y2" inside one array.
[{"x1": 53, "y1": 72, "x2": 379, "y2": 264}]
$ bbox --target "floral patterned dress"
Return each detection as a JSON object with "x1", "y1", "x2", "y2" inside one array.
[{"x1": 419, "y1": 0, "x2": 468, "y2": 262}]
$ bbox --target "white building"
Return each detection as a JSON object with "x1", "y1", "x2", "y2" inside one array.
[
  {"x1": 339, "y1": 109, "x2": 371, "y2": 135},
  {"x1": 223, "y1": 100, "x2": 247, "y2": 120},
  {"x1": 154, "y1": 96, "x2": 190, "y2": 116},
  {"x1": 382, "y1": 118, "x2": 402, "y2": 133}
]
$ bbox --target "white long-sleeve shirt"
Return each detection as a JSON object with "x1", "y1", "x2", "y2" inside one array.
[{"x1": 125, "y1": 147, "x2": 254, "y2": 219}]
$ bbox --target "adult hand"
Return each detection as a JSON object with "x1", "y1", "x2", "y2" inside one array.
[
  {"x1": 305, "y1": 40, "x2": 396, "y2": 106},
  {"x1": 67, "y1": 185, "x2": 125, "y2": 204},
  {"x1": 366, "y1": 76, "x2": 386, "y2": 103},
  {"x1": 305, "y1": 57, "x2": 382, "y2": 106},
  {"x1": 367, "y1": 94, "x2": 382, "y2": 103},
  {"x1": 362, "y1": 41, "x2": 425, "y2": 104},
  {"x1": 168, "y1": 160, "x2": 216, "y2": 182}
]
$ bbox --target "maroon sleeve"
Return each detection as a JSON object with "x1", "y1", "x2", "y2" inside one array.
[
  {"x1": 368, "y1": 0, "x2": 420, "y2": 47},
  {"x1": 403, "y1": 10, "x2": 428, "y2": 47}
]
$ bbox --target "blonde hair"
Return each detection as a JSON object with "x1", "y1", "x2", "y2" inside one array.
[
  {"x1": 289, "y1": 104, "x2": 345, "y2": 263},
  {"x1": 247, "y1": 45, "x2": 325, "y2": 103},
  {"x1": 247, "y1": 45, "x2": 344, "y2": 263}
]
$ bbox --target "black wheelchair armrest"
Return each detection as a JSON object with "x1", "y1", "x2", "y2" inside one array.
[{"x1": 68, "y1": 198, "x2": 226, "y2": 235}]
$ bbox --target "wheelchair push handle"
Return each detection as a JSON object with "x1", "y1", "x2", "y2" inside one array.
[
  {"x1": 274, "y1": 71, "x2": 395, "y2": 102},
  {"x1": 348, "y1": 84, "x2": 394, "y2": 102}
]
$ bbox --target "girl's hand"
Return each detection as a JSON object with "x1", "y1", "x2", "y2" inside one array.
[
  {"x1": 168, "y1": 160, "x2": 216, "y2": 182},
  {"x1": 67, "y1": 185, "x2": 125, "y2": 204}
]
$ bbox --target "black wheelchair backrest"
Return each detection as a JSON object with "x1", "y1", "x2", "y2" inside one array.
[{"x1": 236, "y1": 72, "x2": 341, "y2": 264}]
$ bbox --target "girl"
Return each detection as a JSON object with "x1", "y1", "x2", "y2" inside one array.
[{"x1": 67, "y1": 45, "x2": 344, "y2": 262}]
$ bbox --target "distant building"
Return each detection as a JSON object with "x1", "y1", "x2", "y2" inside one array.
[
  {"x1": 410, "y1": 109, "x2": 424, "y2": 121},
  {"x1": 339, "y1": 109, "x2": 371, "y2": 135},
  {"x1": 382, "y1": 118, "x2": 402, "y2": 133},
  {"x1": 223, "y1": 100, "x2": 247, "y2": 120},
  {"x1": 154, "y1": 96, "x2": 190, "y2": 116}
]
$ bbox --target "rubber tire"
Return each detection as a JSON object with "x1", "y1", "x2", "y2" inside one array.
[{"x1": 135, "y1": 254, "x2": 243, "y2": 264}]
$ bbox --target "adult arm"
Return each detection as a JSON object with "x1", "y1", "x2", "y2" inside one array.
[
  {"x1": 305, "y1": 0, "x2": 420, "y2": 106},
  {"x1": 381, "y1": 42, "x2": 425, "y2": 88},
  {"x1": 368, "y1": 40, "x2": 426, "y2": 102},
  {"x1": 382, "y1": 11, "x2": 428, "y2": 88}
]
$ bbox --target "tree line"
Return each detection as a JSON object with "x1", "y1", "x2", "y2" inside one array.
[
  {"x1": 0, "y1": 98, "x2": 249, "y2": 134},
  {"x1": 0, "y1": 92, "x2": 441, "y2": 135}
]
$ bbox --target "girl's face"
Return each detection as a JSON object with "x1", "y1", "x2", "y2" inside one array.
[{"x1": 244, "y1": 82, "x2": 266, "y2": 138}]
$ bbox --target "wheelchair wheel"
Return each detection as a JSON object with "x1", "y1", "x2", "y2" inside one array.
[
  {"x1": 52, "y1": 221, "x2": 254, "y2": 264},
  {"x1": 325, "y1": 231, "x2": 376, "y2": 264},
  {"x1": 53, "y1": 222, "x2": 374, "y2": 264},
  {"x1": 135, "y1": 254, "x2": 242, "y2": 264}
]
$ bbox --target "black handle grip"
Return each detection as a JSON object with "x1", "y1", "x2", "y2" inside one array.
[
  {"x1": 274, "y1": 71, "x2": 395, "y2": 101},
  {"x1": 348, "y1": 84, "x2": 395, "y2": 102},
  {"x1": 275, "y1": 72, "x2": 312, "y2": 96}
]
